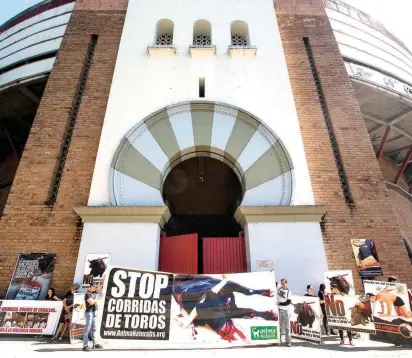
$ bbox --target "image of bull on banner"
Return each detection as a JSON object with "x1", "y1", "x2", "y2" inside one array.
[
  {"x1": 82, "y1": 254, "x2": 110, "y2": 287},
  {"x1": 324, "y1": 270, "x2": 355, "y2": 296},
  {"x1": 289, "y1": 295, "x2": 322, "y2": 343},
  {"x1": 324, "y1": 293, "x2": 376, "y2": 334},
  {"x1": 364, "y1": 280, "x2": 412, "y2": 346},
  {"x1": 6, "y1": 253, "x2": 56, "y2": 300}
]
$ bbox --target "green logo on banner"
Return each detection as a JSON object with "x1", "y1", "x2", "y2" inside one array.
[{"x1": 250, "y1": 326, "x2": 278, "y2": 340}]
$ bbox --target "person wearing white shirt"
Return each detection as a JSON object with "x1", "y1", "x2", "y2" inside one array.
[{"x1": 277, "y1": 278, "x2": 292, "y2": 347}]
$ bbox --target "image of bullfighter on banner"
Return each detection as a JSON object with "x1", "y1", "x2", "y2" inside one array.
[{"x1": 172, "y1": 273, "x2": 278, "y2": 344}]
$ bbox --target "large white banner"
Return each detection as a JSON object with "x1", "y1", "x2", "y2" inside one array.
[
  {"x1": 100, "y1": 267, "x2": 279, "y2": 348},
  {"x1": 0, "y1": 300, "x2": 62, "y2": 335},
  {"x1": 290, "y1": 296, "x2": 322, "y2": 343}
]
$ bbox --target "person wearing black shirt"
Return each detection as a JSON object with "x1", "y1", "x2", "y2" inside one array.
[
  {"x1": 318, "y1": 283, "x2": 331, "y2": 335},
  {"x1": 83, "y1": 280, "x2": 105, "y2": 352}
]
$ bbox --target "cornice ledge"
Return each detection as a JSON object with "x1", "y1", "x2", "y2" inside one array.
[
  {"x1": 73, "y1": 206, "x2": 170, "y2": 226},
  {"x1": 235, "y1": 205, "x2": 327, "y2": 226},
  {"x1": 385, "y1": 182, "x2": 412, "y2": 203}
]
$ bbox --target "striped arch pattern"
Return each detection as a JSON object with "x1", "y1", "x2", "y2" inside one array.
[{"x1": 110, "y1": 101, "x2": 294, "y2": 206}]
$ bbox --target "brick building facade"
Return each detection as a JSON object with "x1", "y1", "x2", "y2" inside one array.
[{"x1": 0, "y1": 0, "x2": 411, "y2": 296}]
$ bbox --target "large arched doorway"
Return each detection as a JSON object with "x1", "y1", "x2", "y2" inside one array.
[
  {"x1": 110, "y1": 101, "x2": 294, "y2": 274},
  {"x1": 163, "y1": 156, "x2": 243, "y2": 237}
]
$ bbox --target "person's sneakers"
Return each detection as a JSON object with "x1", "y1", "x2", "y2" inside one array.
[
  {"x1": 58, "y1": 337, "x2": 63, "y2": 341},
  {"x1": 286, "y1": 343, "x2": 292, "y2": 347},
  {"x1": 50, "y1": 336, "x2": 57, "y2": 341},
  {"x1": 82, "y1": 346, "x2": 90, "y2": 352},
  {"x1": 349, "y1": 341, "x2": 355, "y2": 346},
  {"x1": 93, "y1": 344, "x2": 103, "y2": 349},
  {"x1": 339, "y1": 340, "x2": 344, "y2": 345}
]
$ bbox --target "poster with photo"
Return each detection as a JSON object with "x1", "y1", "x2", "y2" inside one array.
[
  {"x1": 100, "y1": 267, "x2": 279, "y2": 347},
  {"x1": 324, "y1": 293, "x2": 376, "y2": 333},
  {"x1": 351, "y1": 239, "x2": 383, "y2": 277},
  {"x1": 82, "y1": 254, "x2": 110, "y2": 287},
  {"x1": 0, "y1": 300, "x2": 62, "y2": 335},
  {"x1": 6, "y1": 253, "x2": 56, "y2": 300},
  {"x1": 364, "y1": 280, "x2": 412, "y2": 346},
  {"x1": 324, "y1": 270, "x2": 355, "y2": 296},
  {"x1": 289, "y1": 295, "x2": 322, "y2": 343},
  {"x1": 70, "y1": 293, "x2": 86, "y2": 344}
]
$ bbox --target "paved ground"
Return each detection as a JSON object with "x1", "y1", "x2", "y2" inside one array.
[{"x1": 1, "y1": 336, "x2": 411, "y2": 357}]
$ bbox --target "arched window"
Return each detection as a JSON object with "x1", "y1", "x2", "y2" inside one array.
[
  {"x1": 230, "y1": 21, "x2": 249, "y2": 46},
  {"x1": 156, "y1": 19, "x2": 174, "y2": 46},
  {"x1": 193, "y1": 20, "x2": 212, "y2": 46}
]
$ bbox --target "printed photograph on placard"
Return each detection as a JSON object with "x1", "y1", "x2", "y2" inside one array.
[
  {"x1": 70, "y1": 293, "x2": 86, "y2": 343},
  {"x1": 324, "y1": 270, "x2": 355, "y2": 296},
  {"x1": 351, "y1": 239, "x2": 383, "y2": 277},
  {"x1": 289, "y1": 295, "x2": 322, "y2": 343},
  {"x1": 324, "y1": 293, "x2": 375, "y2": 334},
  {"x1": 82, "y1": 254, "x2": 110, "y2": 287},
  {"x1": 170, "y1": 271, "x2": 279, "y2": 346},
  {"x1": 6, "y1": 253, "x2": 56, "y2": 300},
  {"x1": 0, "y1": 300, "x2": 63, "y2": 335},
  {"x1": 364, "y1": 280, "x2": 412, "y2": 345}
]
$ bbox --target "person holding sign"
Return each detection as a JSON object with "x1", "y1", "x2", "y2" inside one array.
[
  {"x1": 330, "y1": 284, "x2": 354, "y2": 346},
  {"x1": 83, "y1": 279, "x2": 105, "y2": 352}
]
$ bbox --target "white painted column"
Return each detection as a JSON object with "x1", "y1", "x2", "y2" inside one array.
[
  {"x1": 73, "y1": 222, "x2": 161, "y2": 285},
  {"x1": 244, "y1": 222, "x2": 328, "y2": 294}
]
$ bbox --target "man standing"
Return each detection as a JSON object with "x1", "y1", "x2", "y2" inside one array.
[
  {"x1": 83, "y1": 279, "x2": 105, "y2": 352},
  {"x1": 277, "y1": 278, "x2": 292, "y2": 347}
]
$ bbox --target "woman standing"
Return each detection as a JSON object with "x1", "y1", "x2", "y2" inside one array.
[
  {"x1": 45, "y1": 288, "x2": 61, "y2": 301},
  {"x1": 51, "y1": 283, "x2": 80, "y2": 342}
]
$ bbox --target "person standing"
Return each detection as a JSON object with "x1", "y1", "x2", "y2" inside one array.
[
  {"x1": 304, "y1": 285, "x2": 315, "y2": 297},
  {"x1": 330, "y1": 283, "x2": 354, "y2": 346},
  {"x1": 277, "y1": 278, "x2": 292, "y2": 347},
  {"x1": 83, "y1": 280, "x2": 105, "y2": 352},
  {"x1": 51, "y1": 283, "x2": 79, "y2": 341},
  {"x1": 318, "y1": 283, "x2": 330, "y2": 335}
]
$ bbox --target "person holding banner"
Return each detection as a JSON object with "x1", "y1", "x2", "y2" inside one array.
[
  {"x1": 331, "y1": 284, "x2": 354, "y2": 346},
  {"x1": 277, "y1": 279, "x2": 292, "y2": 347},
  {"x1": 83, "y1": 279, "x2": 105, "y2": 352}
]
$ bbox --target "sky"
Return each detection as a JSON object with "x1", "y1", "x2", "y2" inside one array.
[{"x1": 0, "y1": 0, "x2": 411, "y2": 51}]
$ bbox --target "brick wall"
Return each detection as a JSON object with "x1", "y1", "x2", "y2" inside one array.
[
  {"x1": 0, "y1": 5, "x2": 127, "y2": 296},
  {"x1": 274, "y1": 0, "x2": 412, "y2": 290},
  {"x1": 378, "y1": 155, "x2": 412, "y2": 249}
]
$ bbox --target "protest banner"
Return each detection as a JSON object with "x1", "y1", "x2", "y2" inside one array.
[
  {"x1": 70, "y1": 293, "x2": 86, "y2": 343},
  {"x1": 100, "y1": 267, "x2": 279, "y2": 347},
  {"x1": 289, "y1": 295, "x2": 322, "y2": 343},
  {"x1": 364, "y1": 280, "x2": 412, "y2": 347},
  {"x1": 324, "y1": 270, "x2": 355, "y2": 296},
  {"x1": 324, "y1": 293, "x2": 376, "y2": 333},
  {"x1": 82, "y1": 254, "x2": 110, "y2": 287},
  {"x1": 0, "y1": 300, "x2": 62, "y2": 335},
  {"x1": 6, "y1": 253, "x2": 56, "y2": 300},
  {"x1": 351, "y1": 239, "x2": 383, "y2": 277}
]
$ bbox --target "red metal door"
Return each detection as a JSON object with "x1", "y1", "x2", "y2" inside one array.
[
  {"x1": 159, "y1": 233, "x2": 198, "y2": 274},
  {"x1": 202, "y1": 234, "x2": 247, "y2": 274}
]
